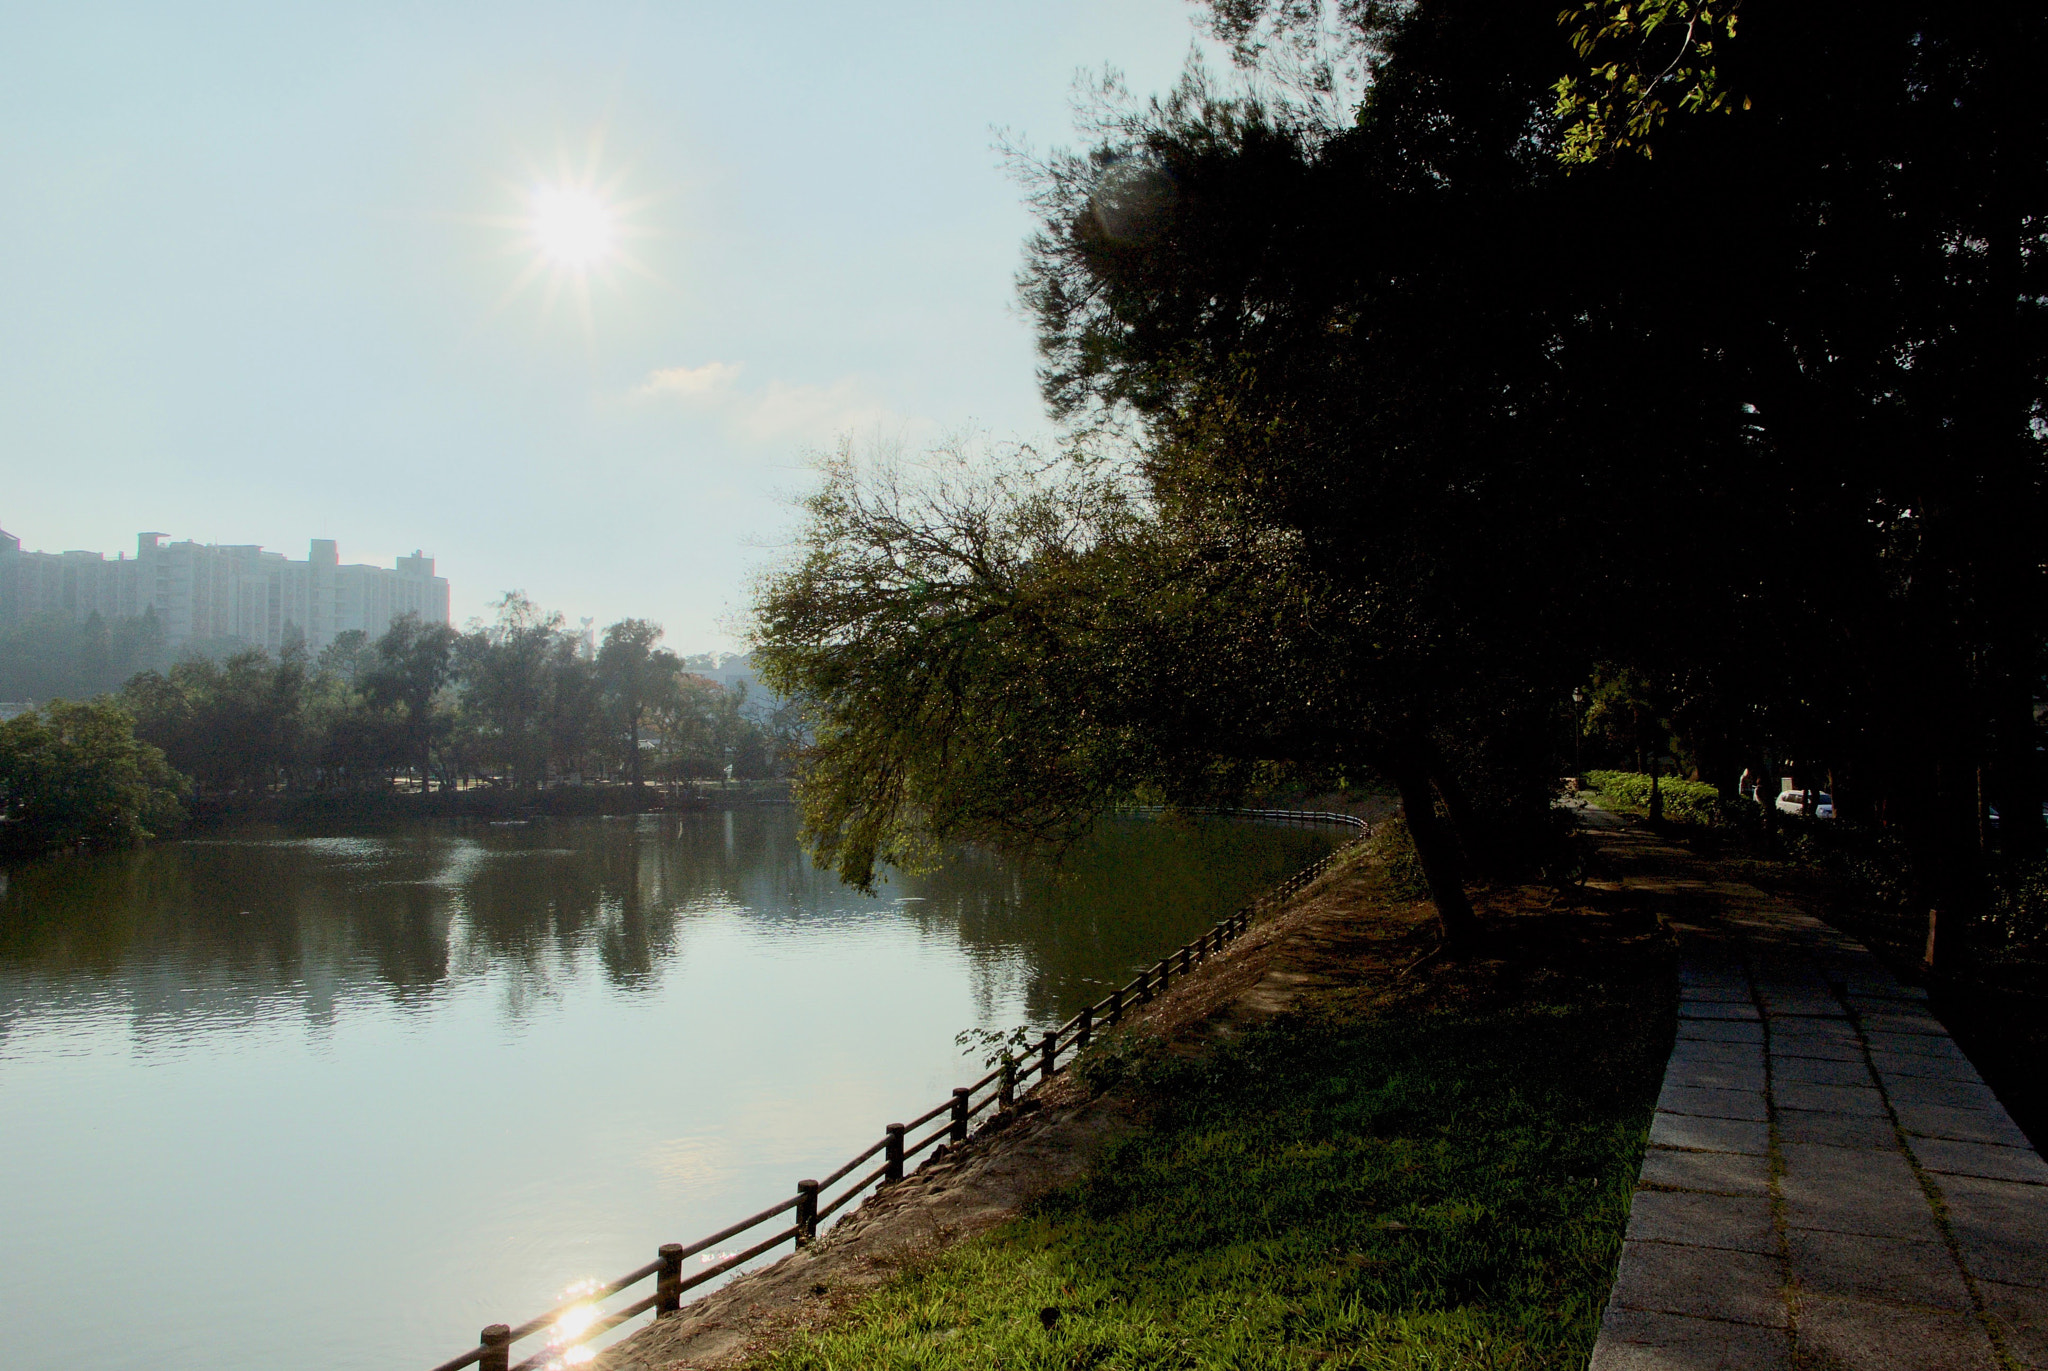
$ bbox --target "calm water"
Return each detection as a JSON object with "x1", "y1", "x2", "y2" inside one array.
[{"x1": 0, "y1": 808, "x2": 1335, "y2": 1370}]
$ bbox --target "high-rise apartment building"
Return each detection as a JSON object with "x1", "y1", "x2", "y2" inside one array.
[{"x1": 0, "y1": 528, "x2": 449, "y2": 653}]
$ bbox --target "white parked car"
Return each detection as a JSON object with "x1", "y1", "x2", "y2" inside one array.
[{"x1": 1776, "y1": 789, "x2": 1835, "y2": 819}]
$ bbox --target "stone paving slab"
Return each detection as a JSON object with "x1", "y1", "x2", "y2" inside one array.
[
  {"x1": 1591, "y1": 1308, "x2": 1793, "y2": 1371},
  {"x1": 1624, "y1": 1192, "x2": 1777, "y2": 1254},
  {"x1": 1865, "y1": 1030, "x2": 1970, "y2": 1060},
  {"x1": 1610, "y1": 1241, "x2": 1788, "y2": 1326},
  {"x1": 1640, "y1": 1147, "x2": 1771, "y2": 1196},
  {"x1": 1582, "y1": 822, "x2": 2048, "y2": 1371},
  {"x1": 1896, "y1": 1100, "x2": 2034, "y2": 1147},
  {"x1": 1770, "y1": 1056, "x2": 1874, "y2": 1087},
  {"x1": 1656, "y1": 1084, "x2": 1770, "y2": 1121},
  {"x1": 1909, "y1": 1137, "x2": 2048, "y2": 1186},
  {"x1": 1665, "y1": 1060, "x2": 1768, "y2": 1092},
  {"x1": 1678, "y1": 1002, "x2": 1761, "y2": 1021},
  {"x1": 1669, "y1": 1039, "x2": 1766, "y2": 1067},
  {"x1": 1770, "y1": 1036, "x2": 1866, "y2": 1063},
  {"x1": 1980, "y1": 1281, "x2": 2048, "y2": 1369},
  {"x1": 1677, "y1": 1020, "x2": 1765, "y2": 1044},
  {"x1": 1773, "y1": 1082, "x2": 1887, "y2": 1116},
  {"x1": 1784, "y1": 1229, "x2": 1974, "y2": 1310},
  {"x1": 1774, "y1": 1109, "x2": 1899, "y2": 1150},
  {"x1": 1648, "y1": 1113, "x2": 1770, "y2": 1155},
  {"x1": 1755, "y1": 990, "x2": 1847, "y2": 1018},
  {"x1": 1885, "y1": 1075, "x2": 2004, "y2": 1111},
  {"x1": 1869, "y1": 1049, "x2": 1982, "y2": 1082},
  {"x1": 1939, "y1": 1175, "x2": 2048, "y2": 1289},
  {"x1": 1793, "y1": 1296, "x2": 2000, "y2": 1371}
]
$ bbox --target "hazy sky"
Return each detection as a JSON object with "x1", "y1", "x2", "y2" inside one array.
[{"x1": 0, "y1": 2, "x2": 1212, "y2": 651}]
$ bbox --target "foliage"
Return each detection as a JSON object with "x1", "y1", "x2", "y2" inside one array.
[
  {"x1": 0, "y1": 610, "x2": 169, "y2": 703},
  {"x1": 762, "y1": 995, "x2": 1667, "y2": 1371},
  {"x1": 1367, "y1": 815, "x2": 1430, "y2": 902},
  {"x1": 1988, "y1": 861, "x2": 2048, "y2": 952},
  {"x1": 0, "y1": 699, "x2": 186, "y2": 853},
  {"x1": 596, "y1": 618, "x2": 676, "y2": 787},
  {"x1": 84, "y1": 600, "x2": 798, "y2": 801},
  {"x1": 1583, "y1": 770, "x2": 1728, "y2": 828},
  {"x1": 1553, "y1": 0, "x2": 1745, "y2": 165},
  {"x1": 758, "y1": 15, "x2": 1603, "y2": 937},
  {"x1": 122, "y1": 647, "x2": 308, "y2": 793},
  {"x1": 955, "y1": 1023, "x2": 1039, "y2": 1072},
  {"x1": 755, "y1": 440, "x2": 1156, "y2": 890},
  {"x1": 1079, "y1": 0, "x2": 2048, "y2": 941}
]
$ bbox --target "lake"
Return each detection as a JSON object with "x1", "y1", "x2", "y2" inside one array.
[{"x1": 0, "y1": 807, "x2": 1339, "y2": 1370}]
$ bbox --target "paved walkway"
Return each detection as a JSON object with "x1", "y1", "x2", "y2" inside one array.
[{"x1": 1583, "y1": 822, "x2": 2048, "y2": 1371}]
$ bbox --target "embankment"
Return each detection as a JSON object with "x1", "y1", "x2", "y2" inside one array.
[{"x1": 598, "y1": 837, "x2": 1675, "y2": 1370}]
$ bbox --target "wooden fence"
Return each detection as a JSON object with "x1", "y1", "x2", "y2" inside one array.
[{"x1": 427, "y1": 807, "x2": 1369, "y2": 1371}]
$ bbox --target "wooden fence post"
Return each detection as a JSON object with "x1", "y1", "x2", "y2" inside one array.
[
  {"x1": 1108, "y1": 987, "x2": 1124, "y2": 1024},
  {"x1": 885, "y1": 1123, "x2": 905, "y2": 1182},
  {"x1": 795, "y1": 1179, "x2": 819, "y2": 1247},
  {"x1": 480, "y1": 1325, "x2": 511, "y2": 1371},
  {"x1": 1156, "y1": 957, "x2": 1171, "y2": 995},
  {"x1": 1136, "y1": 969, "x2": 1152, "y2": 1005},
  {"x1": 1076, "y1": 1005, "x2": 1093, "y2": 1051},
  {"x1": 999, "y1": 1056, "x2": 1016, "y2": 1109},
  {"x1": 657, "y1": 1243, "x2": 684, "y2": 1315},
  {"x1": 1040, "y1": 1029, "x2": 1057, "y2": 1081},
  {"x1": 950, "y1": 1088, "x2": 970, "y2": 1143}
]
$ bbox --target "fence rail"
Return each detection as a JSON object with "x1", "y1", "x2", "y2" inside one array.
[{"x1": 426, "y1": 806, "x2": 1370, "y2": 1371}]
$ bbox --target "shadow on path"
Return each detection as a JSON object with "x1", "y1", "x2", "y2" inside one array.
[{"x1": 1581, "y1": 818, "x2": 2048, "y2": 1371}]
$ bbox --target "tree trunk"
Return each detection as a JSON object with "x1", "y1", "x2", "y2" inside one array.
[
  {"x1": 1431, "y1": 763, "x2": 1482, "y2": 871},
  {"x1": 1388, "y1": 760, "x2": 1480, "y2": 948},
  {"x1": 629, "y1": 703, "x2": 644, "y2": 789}
]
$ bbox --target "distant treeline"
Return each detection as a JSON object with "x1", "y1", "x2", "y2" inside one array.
[
  {"x1": 1, "y1": 608, "x2": 171, "y2": 702},
  {"x1": 0, "y1": 593, "x2": 798, "y2": 852}
]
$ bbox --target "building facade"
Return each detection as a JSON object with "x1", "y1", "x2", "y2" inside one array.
[{"x1": 0, "y1": 528, "x2": 450, "y2": 653}]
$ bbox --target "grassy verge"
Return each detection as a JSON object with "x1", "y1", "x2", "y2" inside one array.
[{"x1": 755, "y1": 891, "x2": 1670, "y2": 1370}]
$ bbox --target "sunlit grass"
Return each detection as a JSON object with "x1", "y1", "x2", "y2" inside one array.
[{"x1": 757, "y1": 984, "x2": 1668, "y2": 1369}]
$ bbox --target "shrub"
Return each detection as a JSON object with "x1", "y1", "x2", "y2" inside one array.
[
  {"x1": 1583, "y1": 770, "x2": 1728, "y2": 827},
  {"x1": 1989, "y1": 860, "x2": 2048, "y2": 950},
  {"x1": 1366, "y1": 813, "x2": 1432, "y2": 899}
]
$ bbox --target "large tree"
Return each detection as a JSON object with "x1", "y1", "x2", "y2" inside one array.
[
  {"x1": 761, "y1": 0, "x2": 2047, "y2": 945},
  {"x1": 597, "y1": 618, "x2": 679, "y2": 789},
  {"x1": 364, "y1": 613, "x2": 459, "y2": 793},
  {"x1": 0, "y1": 699, "x2": 186, "y2": 852}
]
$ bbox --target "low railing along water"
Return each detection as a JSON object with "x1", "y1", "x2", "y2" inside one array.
[{"x1": 427, "y1": 808, "x2": 1370, "y2": 1371}]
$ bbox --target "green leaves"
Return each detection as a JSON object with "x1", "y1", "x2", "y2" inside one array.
[
  {"x1": 0, "y1": 699, "x2": 186, "y2": 853},
  {"x1": 1553, "y1": 0, "x2": 1745, "y2": 165}
]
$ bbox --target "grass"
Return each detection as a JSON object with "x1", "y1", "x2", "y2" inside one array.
[{"x1": 754, "y1": 902, "x2": 1672, "y2": 1371}]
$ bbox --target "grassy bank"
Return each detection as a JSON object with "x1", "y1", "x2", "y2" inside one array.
[{"x1": 754, "y1": 885, "x2": 1671, "y2": 1370}]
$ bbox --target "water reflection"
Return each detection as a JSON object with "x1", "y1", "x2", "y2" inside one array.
[
  {"x1": 0, "y1": 810, "x2": 1334, "y2": 1041},
  {"x1": 0, "y1": 808, "x2": 1336, "y2": 1370}
]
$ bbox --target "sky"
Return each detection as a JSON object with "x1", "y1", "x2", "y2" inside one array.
[{"x1": 0, "y1": 2, "x2": 1215, "y2": 653}]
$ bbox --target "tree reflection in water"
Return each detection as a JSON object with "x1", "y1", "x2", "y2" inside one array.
[{"x1": 0, "y1": 809, "x2": 1337, "y2": 1042}]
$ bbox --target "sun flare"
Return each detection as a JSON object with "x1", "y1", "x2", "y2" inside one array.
[
  {"x1": 531, "y1": 185, "x2": 616, "y2": 270},
  {"x1": 479, "y1": 131, "x2": 661, "y2": 337}
]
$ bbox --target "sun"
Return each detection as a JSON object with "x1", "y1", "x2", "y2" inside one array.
[
  {"x1": 475, "y1": 130, "x2": 662, "y2": 338},
  {"x1": 530, "y1": 184, "x2": 616, "y2": 270}
]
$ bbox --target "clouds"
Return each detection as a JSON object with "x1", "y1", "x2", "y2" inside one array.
[
  {"x1": 639, "y1": 361, "x2": 924, "y2": 447},
  {"x1": 641, "y1": 361, "x2": 745, "y2": 399}
]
